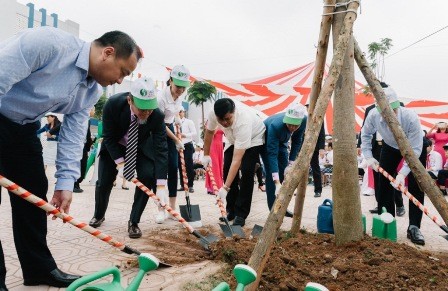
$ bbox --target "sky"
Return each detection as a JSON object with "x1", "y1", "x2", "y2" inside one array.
[{"x1": 17, "y1": 0, "x2": 448, "y2": 101}]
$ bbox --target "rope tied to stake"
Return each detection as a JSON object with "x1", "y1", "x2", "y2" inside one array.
[{"x1": 322, "y1": 0, "x2": 361, "y2": 16}]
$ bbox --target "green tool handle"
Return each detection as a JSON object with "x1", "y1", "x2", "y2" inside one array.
[
  {"x1": 211, "y1": 282, "x2": 230, "y2": 291},
  {"x1": 126, "y1": 269, "x2": 146, "y2": 291},
  {"x1": 66, "y1": 267, "x2": 121, "y2": 291}
]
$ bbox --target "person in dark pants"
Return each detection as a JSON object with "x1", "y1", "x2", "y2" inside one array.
[
  {"x1": 202, "y1": 98, "x2": 266, "y2": 226},
  {"x1": 177, "y1": 107, "x2": 197, "y2": 192},
  {"x1": 74, "y1": 107, "x2": 95, "y2": 193},
  {"x1": 260, "y1": 103, "x2": 306, "y2": 217},
  {"x1": 157, "y1": 65, "x2": 190, "y2": 219},
  {"x1": 0, "y1": 27, "x2": 141, "y2": 289},
  {"x1": 88, "y1": 78, "x2": 168, "y2": 238},
  {"x1": 361, "y1": 85, "x2": 426, "y2": 245}
]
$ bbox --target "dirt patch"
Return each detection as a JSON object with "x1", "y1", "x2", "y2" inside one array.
[{"x1": 133, "y1": 228, "x2": 448, "y2": 290}]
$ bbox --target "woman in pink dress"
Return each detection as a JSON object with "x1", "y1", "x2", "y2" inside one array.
[
  {"x1": 426, "y1": 122, "x2": 448, "y2": 165},
  {"x1": 205, "y1": 129, "x2": 224, "y2": 194}
]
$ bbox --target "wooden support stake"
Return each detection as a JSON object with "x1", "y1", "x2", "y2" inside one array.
[{"x1": 353, "y1": 38, "x2": 448, "y2": 225}]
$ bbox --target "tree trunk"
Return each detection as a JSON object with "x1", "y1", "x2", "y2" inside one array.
[
  {"x1": 247, "y1": 3, "x2": 359, "y2": 290},
  {"x1": 291, "y1": 0, "x2": 336, "y2": 235},
  {"x1": 331, "y1": 1, "x2": 363, "y2": 245},
  {"x1": 353, "y1": 38, "x2": 448, "y2": 225}
]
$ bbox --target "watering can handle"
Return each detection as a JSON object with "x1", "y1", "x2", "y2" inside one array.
[
  {"x1": 66, "y1": 266, "x2": 121, "y2": 291},
  {"x1": 322, "y1": 199, "x2": 333, "y2": 206}
]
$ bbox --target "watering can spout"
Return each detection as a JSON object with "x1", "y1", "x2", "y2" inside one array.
[{"x1": 126, "y1": 253, "x2": 159, "y2": 291}]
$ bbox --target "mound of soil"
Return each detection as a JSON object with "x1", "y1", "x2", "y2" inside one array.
[
  {"x1": 136, "y1": 228, "x2": 448, "y2": 290},
  {"x1": 210, "y1": 231, "x2": 448, "y2": 290}
]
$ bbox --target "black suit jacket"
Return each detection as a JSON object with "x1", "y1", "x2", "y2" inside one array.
[{"x1": 100, "y1": 92, "x2": 168, "y2": 180}]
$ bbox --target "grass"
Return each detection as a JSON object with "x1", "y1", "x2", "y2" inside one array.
[{"x1": 181, "y1": 266, "x2": 232, "y2": 291}]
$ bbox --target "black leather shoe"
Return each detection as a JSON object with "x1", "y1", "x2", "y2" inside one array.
[
  {"x1": 396, "y1": 206, "x2": 406, "y2": 217},
  {"x1": 73, "y1": 186, "x2": 83, "y2": 193},
  {"x1": 24, "y1": 268, "x2": 81, "y2": 287},
  {"x1": 189, "y1": 187, "x2": 195, "y2": 193},
  {"x1": 369, "y1": 207, "x2": 379, "y2": 214},
  {"x1": 233, "y1": 216, "x2": 245, "y2": 227},
  {"x1": 314, "y1": 192, "x2": 321, "y2": 198},
  {"x1": 285, "y1": 210, "x2": 293, "y2": 218},
  {"x1": 220, "y1": 213, "x2": 235, "y2": 222},
  {"x1": 128, "y1": 221, "x2": 142, "y2": 239},
  {"x1": 407, "y1": 225, "x2": 425, "y2": 246},
  {"x1": 89, "y1": 217, "x2": 104, "y2": 228},
  {"x1": 0, "y1": 286, "x2": 8, "y2": 291}
]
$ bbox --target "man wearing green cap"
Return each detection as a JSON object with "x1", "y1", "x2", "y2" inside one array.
[
  {"x1": 260, "y1": 103, "x2": 307, "y2": 217},
  {"x1": 89, "y1": 77, "x2": 168, "y2": 239},
  {"x1": 361, "y1": 85, "x2": 426, "y2": 245}
]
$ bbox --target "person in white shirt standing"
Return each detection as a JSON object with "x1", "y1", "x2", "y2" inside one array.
[
  {"x1": 177, "y1": 107, "x2": 197, "y2": 193},
  {"x1": 156, "y1": 65, "x2": 190, "y2": 223},
  {"x1": 426, "y1": 139, "x2": 443, "y2": 179},
  {"x1": 202, "y1": 98, "x2": 266, "y2": 226}
]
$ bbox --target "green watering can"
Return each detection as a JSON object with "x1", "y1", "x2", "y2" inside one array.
[
  {"x1": 212, "y1": 264, "x2": 257, "y2": 291},
  {"x1": 66, "y1": 253, "x2": 159, "y2": 291},
  {"x1": 372, "y1": 207, "x2": 397, "y2": 242}
]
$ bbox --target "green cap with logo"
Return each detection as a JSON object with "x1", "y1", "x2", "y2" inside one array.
[
  {"x1": 130, "y1": 77, "x2": 158, "y2": 110},
  {"x1": 170, "y1": 65, "x2": 191, "y2": 87},
  {"x1": 283, "y1": 103, "x2": 307, "y2": 125},
  {"x1": 376, "y1": 87, "x2": 400, "y2": 113}
]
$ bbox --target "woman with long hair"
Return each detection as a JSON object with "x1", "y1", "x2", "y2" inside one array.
[{"x1": 36, "y1": 113, "x2": 61, "y2": 169}]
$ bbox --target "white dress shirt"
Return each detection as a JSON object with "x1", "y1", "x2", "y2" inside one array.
[
  {"x1": 178, "y1": 117, "x2": 196, "y2": 144},
  {"x1": 157, "y1": 86, "x2": 185, "y2": 124}
]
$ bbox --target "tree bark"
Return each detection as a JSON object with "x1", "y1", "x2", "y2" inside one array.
[
  {"x1": 353, "y1": 39, "x2": 448, "y2": 225},
  {"x1": 331, "y1": 1, "x2": 363, "y2": 245},
  {"x1": 247, "y1": 3, "x2": 359, "y2": 290},
  {"x1": 291, "y1": 0, "x2": 336, "y2": 235}
]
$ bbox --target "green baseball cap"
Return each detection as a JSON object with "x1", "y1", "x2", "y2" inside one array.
[
  {"x1": 376, "y1": 87, "x2": 400, "y2": 113},
  {"x1": 130, "y1": 77, "x2": 158, "y2": 110},
  {"x1": 283, "y1": 103, "x2": 307, "y2": 125}
]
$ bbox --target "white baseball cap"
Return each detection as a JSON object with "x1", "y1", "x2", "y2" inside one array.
[
  {"x1": 170, "y1": 65, "x2": 191, "y2": 87},
  {"x1": 130, "y1": 77, "x2": 158, "y2": 110},
  {"x1": 283, "y1": 103, "x2": 307, "y2": 125}
]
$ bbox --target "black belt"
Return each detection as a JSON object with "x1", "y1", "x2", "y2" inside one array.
[{"x1": 165, "y1": 123, "x2": 173, "y2": 126}]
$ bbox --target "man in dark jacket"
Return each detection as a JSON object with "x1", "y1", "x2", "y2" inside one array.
[{"x1": 88, "y1": 78, "x2": 168, "y2": 239}]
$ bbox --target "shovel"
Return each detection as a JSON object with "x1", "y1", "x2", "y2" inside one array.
[
  {"x1": 131, "y1": 178, "x2": 219, "y2": 250},
  {"x1": 207, "y1": 167, "x2": 245, "y2": 238},
  {"x1": 0, "y1": 174, "x2": 172, "y2": 268},
  {"x1": 377, "y1": 166, "x2": 448, "y2": 239},
  {"x1": 176, "y1": 124, "x2": 202, "y2": 226}
]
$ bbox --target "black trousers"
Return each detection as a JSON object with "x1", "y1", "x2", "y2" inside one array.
[
  {"x1": 310, "y1": 150, "x2": 322, "y2": 193},
  {"x1": 378, "y1": 143, "x2": 426, "y2": 227},
  {"x1": 224, "y1": 145, "x2": 262, "y2": 219},
  {"x1": 437, "y1": 170, "x2": 448, "y2": 186},
  {"x1": 76, "y1": 146, "x2": 89, "y2": 184},
  {"x1": 0, "y1": 114, "x2": 57, "y2": 284},
  {"x1": 178, "y1": 142, "x2": 195, "y2": 188},
  {"x1": 93, "y1": 149, "x2": 156, "y2": 224}
]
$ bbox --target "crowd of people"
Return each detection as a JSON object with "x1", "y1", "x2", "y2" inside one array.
[{"x1": 0, "y1": 26, "x2": 446, "y2": 290}]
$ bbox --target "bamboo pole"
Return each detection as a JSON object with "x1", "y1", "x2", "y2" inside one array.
[
  {"x1": 353, "y1": 38, "x2": 448, "y2": 225},
  {"x1": 247, "y1": 3, "x2": 359, "y2": 290},
  {"x1": 291, "y1": 0, "x2": 335, "y2": 235}
]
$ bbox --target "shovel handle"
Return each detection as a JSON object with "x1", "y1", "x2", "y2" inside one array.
[
  {"x1": 377, "y1": 166, "x2": 448, "y2": 233},
  {"x1": 131, "y1": 178, "x2": 195, "y2": 233},
  {"x1": 206, "y1": 167, "x2": 227, "y2": 218},
  {"x1": 0, "y1": 175, "x2": 139, "y2": 255},
  {"x1": 175, "y1": 124, "x2": 190, "y2": 196}
]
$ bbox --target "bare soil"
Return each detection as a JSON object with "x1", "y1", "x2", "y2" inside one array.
[{"x1": 137, "y1": 228, "x2": 448, "y2": 290}]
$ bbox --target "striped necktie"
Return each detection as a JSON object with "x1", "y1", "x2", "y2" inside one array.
[{"x1": 123, "y1": 115, "x2": 138, "y2": 180}]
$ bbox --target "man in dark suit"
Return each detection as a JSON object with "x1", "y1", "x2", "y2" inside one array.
[{"x1": 88, "y1": 78, "x2": 168, "y2": 239}]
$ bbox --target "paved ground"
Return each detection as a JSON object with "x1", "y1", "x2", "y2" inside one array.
[{"x1": 1, "y1": 167, "x2": 448, "y2": 290}]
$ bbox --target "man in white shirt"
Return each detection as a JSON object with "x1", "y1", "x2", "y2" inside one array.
[
  {"x1": 426, "y1": 139, "x2": 443, "y2": 179},
  {"x1": 202, "y1": 98, "x2": 265, "y2": 226},
  {"x1": 177, "y1": 107, "x2": 197, "y2": 192}
]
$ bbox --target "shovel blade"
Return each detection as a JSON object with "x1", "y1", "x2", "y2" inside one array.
[
  {"x1": 198, "y1": 234, "x2": 220, "y2": 250},
  {"x1": 442, "y1": 235, "x2": 448, "y2": 241},
  {"x1": 250, "y1": 224, "x2": 264, "y2": 238},
  {"x1": 219, "y1": 223, "x2": 245, "y2": 238},
  {"x1": 179, "y1": 204, "x2": 202, "y2": 222},
  {"x1": 158, "y1": 261, "x2": 173, "y2": 268}
]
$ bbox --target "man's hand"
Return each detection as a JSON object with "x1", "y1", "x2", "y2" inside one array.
[
  {"x1": 274, "y1": 182, "x2": 281, "y2": 196},
  {"x1": 392, "y1": 173, "x2": 406, "y2": 189},
  {"x1": 156, "y1": 185, "x2": 168, "y2": 207},
  {"x1": 201, "y1": 155, "x2": 212, "y2": 169},
  {"x1": 175, "y1": 140, "x2": 185, "y2": 151},
  {"x1": 116, "y1": 163, "x2": 125, "y2": 178},
  {"x1": 49, "y1": 190, "x2": 73, "y2": 220},
  {"x1": 366, "y1": 157, "x2": 379, "y2": 171},
  {"x1": 217, "y1": 187, "x2": 228, "y2": 202}
]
